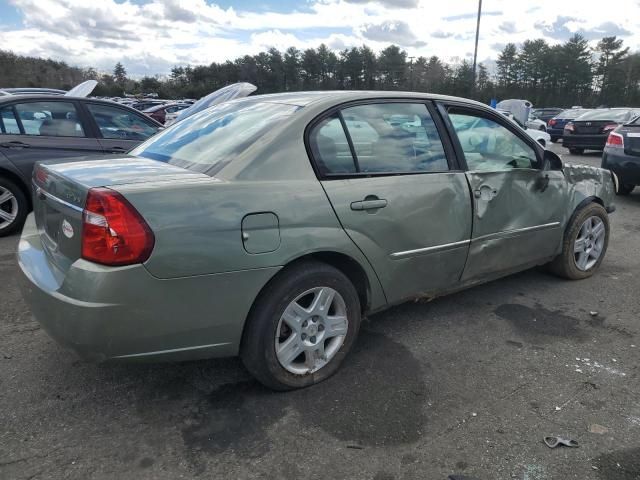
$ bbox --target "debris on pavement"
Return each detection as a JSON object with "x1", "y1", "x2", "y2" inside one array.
[
  {"x1": 543, "y1": 436, "x2": 579, "y2": 448},
  {"x1": 588, "y1": 424, "x2": 609, "y2": 435}
]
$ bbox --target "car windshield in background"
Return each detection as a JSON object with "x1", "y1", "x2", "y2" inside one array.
[
  {"x1": 558, "y1": 109, "x2": 589, "y2": 118},
  {"x1": 576, "y1": 109, "x2": 631, "y2": 122},
  {"x1": 131, "y1": 101, "x2": 300, "y2": 174}
]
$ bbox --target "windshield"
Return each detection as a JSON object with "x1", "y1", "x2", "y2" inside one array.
[
  {"x1": 131, "y1": 101, "x2": 300, "y2": 174},
  {"x1": 557, "y1": 109, "x2": 589, "y2": 119},
  {"x1": 576, "y1": 109, "x2": 631, "y2": 122}
]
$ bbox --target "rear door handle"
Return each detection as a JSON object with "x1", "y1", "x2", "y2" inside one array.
[
  {"x1": 0, "y1": 141, "x2": 30, "y2": 149},
  {"x1": 350, "y1": 197, "x2": 388, "y2": 211},
  {"x1": 107, "y1": 146, "x2": 127, "y2": 154}
]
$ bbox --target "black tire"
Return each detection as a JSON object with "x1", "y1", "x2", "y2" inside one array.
[
  {"x1": 617, "y1": 183, "x2": 635, "y2": 196},
  {"x1": 551, "y1": 137, "x2": 560, "y2": 143},
  {"x1": 0, "y1": 177, "x2": 28, "y2": 237},
  {"x1": 241, "y1": 260, "x2": 361, "y2": 391},
  {"x1": 568, "y1": 148, "x2": 584, "y2": 155},
  {"x1": 539, "y1": 125, "x2": 546, "y2": 131},
  {"x1": 548, "y1": 203, "x2": 609, "y2": 280}
]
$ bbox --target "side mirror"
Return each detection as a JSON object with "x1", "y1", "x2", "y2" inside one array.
[{"x1": 542, "y1": 150, "x2": 563, "y2": 171}]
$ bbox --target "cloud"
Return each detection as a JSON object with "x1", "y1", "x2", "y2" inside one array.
[
  {"x1": 343, "y1": 0, "x2": 419, "y2": 7},
  {"x1": 443, "y1": 11, "x2": 502, "y2": 21},
  {"x1": 431, "y1": 30, "x2": 454, "y2": 39},
  {"x1": 1, "y1": 0, "x2": 640, "y2": 76},
  {"x1": 360, "y1": 20, "x2": 426, "y2": 47}
]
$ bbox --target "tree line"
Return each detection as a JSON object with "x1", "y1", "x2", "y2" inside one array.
[{"x1": 1, "y1": 34, "x2": 639, "y2": 107}]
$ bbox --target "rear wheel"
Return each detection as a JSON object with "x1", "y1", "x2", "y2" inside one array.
[
  {"x1": 0, "y1": 177, "x2": 28, "y2": 237},
  {"x1": 568, "y1": 148, "x2": 584, "y2": 155},
  {"x1": 241, "y1": 261, "x2": 361, "y2": 390},
  {"x1": 617, "y1": 183, "x2": 635, "y2": 195},
  {"x1": 548, "y1": 203, "x2": 609, "y2": 280},
  {"x1": 539, "y1": 125, "x2": 546, "y2": 131},
  {"x1": 551, "y1": 137, "x2": 559, "y2": 143}
]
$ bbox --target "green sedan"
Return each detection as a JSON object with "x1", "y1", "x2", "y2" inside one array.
[{"x1": 17, "y1": 91, "x2": 616, "y2": 390}]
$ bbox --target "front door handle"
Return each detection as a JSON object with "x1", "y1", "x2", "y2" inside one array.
[
  {"x1": 474, "y1": 186, "x2": 498, "y2": 201},
  {"x1": 350, "y1": 196, "x2": 388, "y2": 211},
  {"x1": 0, "y1": 141, "x2": 30, "y2": 149}
]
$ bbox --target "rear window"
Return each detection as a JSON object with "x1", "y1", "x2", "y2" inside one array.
[
  {"x1": 576, "y1": 110, "x2": 632, "y2": 122},
  {"x1": 132, "y1": 101, "x2": 300, "y2": 174},
  {"x1": 557, "y1": 109, "x2": 589, "y2": 119}
]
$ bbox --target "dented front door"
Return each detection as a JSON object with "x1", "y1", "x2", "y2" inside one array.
[
  {"x1": 443, "y1": 105, "x2": 568, "y2": 282},
  {"x1": 463, "y1": 168, "x2": 567, "y2": 280}
]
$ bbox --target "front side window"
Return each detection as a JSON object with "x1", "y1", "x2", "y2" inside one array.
[
  {"x1": 14, "y1": 101, "x2": 84, "y2": 137},
  {"x1": 448, "y1": 110, "x2": 537, "y2": 171},
  {"x1": 342, "y1": 103, "x2": 448, "y2": 173},
  {"x1": 87, "y1": 104, "x2": 158, "y2": 141},
  {"x1": 0, "y1": 107, "x2": 20, "y2": 134},
  {"x1": 131, "y1": 101, "x2": 300, "y2": 174}
]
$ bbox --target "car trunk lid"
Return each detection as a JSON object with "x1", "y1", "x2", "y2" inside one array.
[
  {"x1": 32, "y1": 156, "x2": 208, "y2": 273},
  {"x1": 572, "y1": 120, "x2": 617, "y2": 135}
]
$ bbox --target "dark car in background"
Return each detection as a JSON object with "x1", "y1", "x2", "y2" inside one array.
[
  {"x1": 547, "y1": 108, "x2": 591, "y2": 143},
  {"x1": 563, "y1": 108, "x2": 640, "y2": 154},
  {"x1": 0, "y1": 95, "x2": 162, "y2": 235},
  {"x1": 602, "y1": 115, "x2": 640, "y2": 195},
  {"x1": 531, "y1": 107, "x2": 564, "y2": 124},
  {"x1": 143, "y1": 102, "x2": 190, "y2": 125}
]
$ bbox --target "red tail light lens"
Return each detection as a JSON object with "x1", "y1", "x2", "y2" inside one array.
[
  {"x1": 81, "y1": 188, "x2": 155, "y2": 266},
  {"x1": 564, "y1": 122, "x2": 575, "y2": 133},
  {"x1": 606, "y1": 132, "x2": 624, "y2": 148},
  {"x1": 603, "y1": 123, "x2": 619, "y2": 132},
  {"x1": 548, "y1": 119, "x2": 557, "y2": 127}
]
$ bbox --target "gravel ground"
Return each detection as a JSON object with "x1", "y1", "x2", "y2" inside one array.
[{"x1": 1, "y1": 143, "x2": 639, "y2": 480}]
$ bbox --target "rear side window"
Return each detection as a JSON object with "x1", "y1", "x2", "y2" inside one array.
[
  {"x1": 308, "y1": 114, "x2": 356, "y2": 175},
  {"x1": 308, "y1": 102, "x2": 448, "y2": 176},
  {"x1": 0, "y1": 107, "x2": 20, "y2": 134},
  {"x1": 87, "y1": 104, "x2": 158, "y2": 141},
  {"x1": 342, "y1": 103, "x2": 448, "y2": 173},
  {"x1": 14, "y1": 101, "x2": 84, "y2": 137}
]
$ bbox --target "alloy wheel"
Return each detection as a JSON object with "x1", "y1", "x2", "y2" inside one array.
[
  {"x1": 574, "y1": 216, "x2": 606, "y2": 271},
  {"x1": 0, "y1": 186, "x2": 18, "y2": 231},
  {"x1": 275, "y1": 286, "x2": 349, "y2": 375}
]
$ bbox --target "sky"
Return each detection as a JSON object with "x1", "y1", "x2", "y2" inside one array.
[{"x1": 1, "y1": 0, "x2": 640, "y2": 77}]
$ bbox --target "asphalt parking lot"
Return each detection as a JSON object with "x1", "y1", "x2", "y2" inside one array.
[{"x1": 1, "y1": 143, "x2": 639, "y2": 480}]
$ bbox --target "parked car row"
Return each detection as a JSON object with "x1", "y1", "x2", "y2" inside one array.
[{"x1": 563, "y1": 108, "x2": 640, "y2": 154}]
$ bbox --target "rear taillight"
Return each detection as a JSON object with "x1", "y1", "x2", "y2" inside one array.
[
  {"x1": 603, "y1": 123, "x2": 619, "y2": 132},
  {"x1": 606, "y1": 132, "x2": 624, "y2": 148},
  {"x1": 548, "y1": 119, "x2": 557, "y2": 127},
  {"x1": 81, "y1": 188, "x2": 155, "y2": 266},
  {"x1": 564, "y1": 122, "x2": 575, "y2": 133}
]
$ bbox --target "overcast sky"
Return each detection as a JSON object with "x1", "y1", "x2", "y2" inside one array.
[{"x1": 1, "y1": 0, "x2": 639, "y2": 76}]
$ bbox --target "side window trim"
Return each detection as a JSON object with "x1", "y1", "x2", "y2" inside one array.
[
  {"x1": 337, "y1": 110, "x2": 360, "y2": 172},
  {"x1": 437, "y1": 101, "x2": 543, "y2": 171},
  {"x1": 306, "y1": 98, "x2": 454, "y2": 180}
]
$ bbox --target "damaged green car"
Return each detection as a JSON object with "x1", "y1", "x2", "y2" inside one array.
[{"x1": 18, "y1": 91, "x2": 616, "y2": 390}]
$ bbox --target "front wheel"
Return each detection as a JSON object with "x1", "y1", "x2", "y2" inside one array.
[
  {"x1": 0, "y1": 177, "x2": 28, "y2": 237},
  {"x1": 241, "y1": 261, "x2": 361, "y2": 390},
  {"x1": 548, "y1": 203, "x2": 609, "y2": 280},
  {"x1": 551, "y1": 137, "x2": 560, "y2": 143},
  {"x1": 539, "y1": 125, "x2": 546, "y2": 131}
]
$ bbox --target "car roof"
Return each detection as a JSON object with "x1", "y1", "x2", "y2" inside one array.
[{"x1": 229, "y1": 90, "x2": 490, "y2": 109}]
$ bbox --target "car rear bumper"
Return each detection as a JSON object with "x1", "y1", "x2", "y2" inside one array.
[
  {"x1": 562, "y1": 134, "x2": 608, "y2": 150},
  {"x1": 17, "y1": 214, "x2": 280, "y2": 362},
  {"x1": 548, "y1": 127, "x2": 564, "y2": 138},
  {"x1": 602, "y1": 149, "x2": 640, "y2": 185}
]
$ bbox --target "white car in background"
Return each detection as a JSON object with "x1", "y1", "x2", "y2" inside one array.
[{"x1": 498, "y1": 110, "x2": 551, "y2": 146}]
